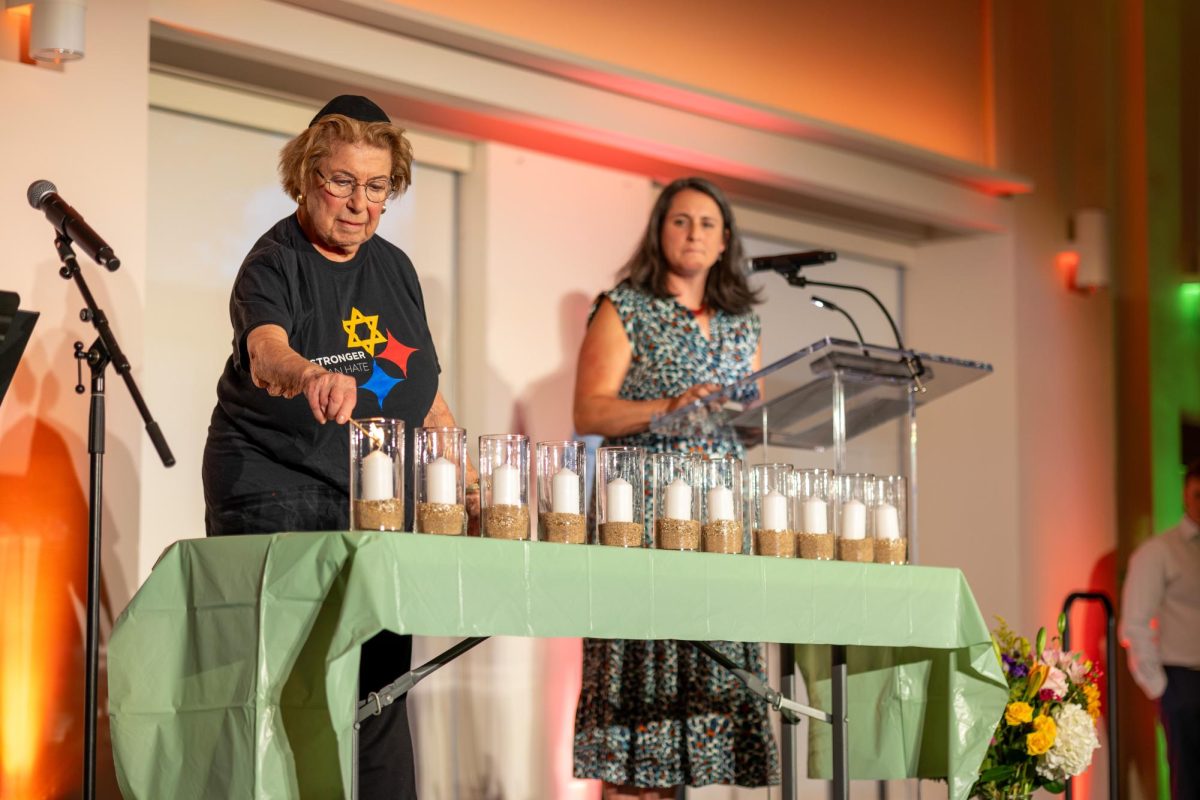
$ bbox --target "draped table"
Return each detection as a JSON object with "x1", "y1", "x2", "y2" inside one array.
[{"x1": 108, "y1": 531, "x2": 1006, "y2": 799}]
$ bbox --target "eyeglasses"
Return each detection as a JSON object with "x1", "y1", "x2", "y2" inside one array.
[{"x1": 314, "y1": 169, "x2": 392, "y2": 203}]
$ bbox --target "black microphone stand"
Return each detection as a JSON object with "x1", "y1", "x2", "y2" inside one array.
[
  {"x1": 783, "y1": 272, "x2": 926, "y2": 392},
  {"x1": 54, "y1": 233, "x2": 175, "y2": 800}
]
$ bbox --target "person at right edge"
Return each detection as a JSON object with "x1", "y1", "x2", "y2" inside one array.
[
  {"x1": 571, "y1": 177, "x2": 778, "y2": 797},
  {"x1": 1120, "y1": 460, "x2": 1200, "y2": 800}
]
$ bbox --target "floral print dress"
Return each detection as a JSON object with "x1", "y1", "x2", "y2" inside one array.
[{"x1": 572, "y1": 284, "x2": 780, "y2": 788}]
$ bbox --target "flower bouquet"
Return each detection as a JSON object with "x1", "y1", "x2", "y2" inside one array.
[{"x1": 971, "y1": 616, "x2": 1102, "y2": 799}]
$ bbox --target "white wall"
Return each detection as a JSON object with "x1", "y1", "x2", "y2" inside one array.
[{"x1": 908, "y1": 231, "x2": 1022, "y2": 626}]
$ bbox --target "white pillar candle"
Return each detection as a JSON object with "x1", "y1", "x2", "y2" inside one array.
[
  {"x1": 491, "y1": 463, "x2": 522, "y2": 506},
  {"x1": 665, "y1": 477, "x2": 693, "y2": 520},
  {"x1": 801, "y1": 497, "x2": 828, "y2": 533},
  {"x1": 707, "y1": 486, "x2": 735, "y2": 521},
  {"x1": 841, "y1": 499, "x2": 867, "y2": 540},
  {"x1": 606, "y1": 477, "x2": 634, "y2": 523},
  {"x1": 426, "y1": 456, "x2": 457, "y2": 505},
  {"x1": 360, "y1": 448, "x2": 394, "y2": 501},
  {"x1": 551, "y1": 467, "x2": 580, "y2": 514},
  {"x1": 761, "y1": 490, "x2": 787, "y2": 531},
  {"x1": 873, "y1": 503, "x2": 901, "y2": 540}
]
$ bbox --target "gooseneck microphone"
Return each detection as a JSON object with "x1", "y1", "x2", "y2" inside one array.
[
  {"x1": 811, "y1": 295, "x2": 868, "y2": 355},
  {"x1": 27, "y1": 180, "x2": 121, "y2": 270},
  {"x1": 744, "y1": 250, "x2": 837, "y2": 274},
  {"x1": 757, "y1": 248, "x2": 926, "y2": 391}
]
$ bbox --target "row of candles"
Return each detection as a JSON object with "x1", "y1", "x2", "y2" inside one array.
[{"x1": 349, "y1": 420, "x2": 907, "y2": 562}]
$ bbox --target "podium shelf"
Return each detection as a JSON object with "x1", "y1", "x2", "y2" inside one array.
[{"x1": 650, "y1": 337, "x2": 992, "y2": 449}]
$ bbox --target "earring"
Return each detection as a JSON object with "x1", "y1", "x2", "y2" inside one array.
[
  {"x1": 296, "y1": 194, "x2": 304, "y2": 204},
  {"x1": 380, "y1": 206, "x2": 387, "y2": 214}
]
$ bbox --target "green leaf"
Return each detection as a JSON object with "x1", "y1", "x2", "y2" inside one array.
[
  {"x1": 1045, "y1": 780, "x2": 1066, "y2": 794},
  {"x1": 978, "y1": 765, "x2": 1017, "y2": 782}
]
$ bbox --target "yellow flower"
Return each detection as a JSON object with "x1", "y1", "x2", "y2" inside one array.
[
  {"x1": 1084, "y1": 684, "x2": 1101, "y2": 719},
  {"x1": 1026, "y1": 664, "x2": 1049, "y2": 698},
  {"x1": 1025, "y1": 713, "x2": 1058, "y2": 755},
  {"x1": 1026, "y1": 730, "x2": 1053, "y2": 755},
  {"x1": 1005, "y1": 701, "x2": 1034, "y2": 725}
]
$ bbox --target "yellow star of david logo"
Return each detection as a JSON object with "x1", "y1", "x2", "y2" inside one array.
[{"x1": 342, "y1": 306, "x2": 387, "y2": 356}]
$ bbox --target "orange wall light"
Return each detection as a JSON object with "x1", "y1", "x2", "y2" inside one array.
[{"x1": 0, "y1": 422, "x2": 89, "y2": 799}]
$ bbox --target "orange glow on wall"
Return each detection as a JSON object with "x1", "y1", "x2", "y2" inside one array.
[
  {"x1": 1056, "y1": 249, "x2": 1080, "y2": 289},
  {"x1": 0, "y1": 421, "x2": 88, "y2": 799},
  {"x1": 385, "y1": 0, "x2": 991, "y2": 164}
]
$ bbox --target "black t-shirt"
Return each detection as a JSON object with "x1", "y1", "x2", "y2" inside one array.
[{"x1": 202, "y1": 214, "x2": 439, "y2": 526}]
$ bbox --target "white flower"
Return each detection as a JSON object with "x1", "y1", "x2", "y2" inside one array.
[{"x1": 1037, "y1": 703, "x2": 1100, "y2": 782}]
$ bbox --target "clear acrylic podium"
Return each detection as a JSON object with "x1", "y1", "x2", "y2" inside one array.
[{"x1": 650, "y1": 336, "x2": 993, "y2": 799}]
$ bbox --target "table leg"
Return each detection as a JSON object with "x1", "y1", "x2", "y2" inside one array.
[
  {"x1": 781, "y1": 642, "x2": 797, "y2": 800},
  {"x1": 831, "y1": 644, "x2": 848, "y2": 800}
]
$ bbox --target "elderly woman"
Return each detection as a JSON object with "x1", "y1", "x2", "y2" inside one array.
[
  {"x1": 572, "y1": 177, "x2": 777, "y2": 798},
  {"x1": 202, "y1": 95, "x2": 472, "y2": 799}
]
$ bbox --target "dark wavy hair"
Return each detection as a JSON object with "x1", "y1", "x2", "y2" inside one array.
[{"x1": 618, "y1": 177, "x2": 759, "y2": 315}]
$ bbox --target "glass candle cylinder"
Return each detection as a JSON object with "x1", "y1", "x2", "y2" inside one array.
[
  {"x1": 350, "y1": 417, "x2": 405, "y2": 531},
  {"x1": 414, "y1": 426, "x2": 466, "y2": 535},
  {"x1": 650, "y1": 452, "x2": 702, "y2": 551},
  {"x1": 871, "y1": 474, "x2": 908, "y2": 564},
  {"x1": 750, "y1": 463, "x2": 794, "y2": 557},
  {"x1": 536, "y1": 440, "x2": 586, "y2": 544},
  {"x1": 596, "y1": 445, "x2": 644, "y2": 547},
  {"x1": 480, "y1": 434, "x2": 530, "y2": 540},
  {"x1": 795, "y1": 468, "x2": 834, "y2": 560},
  {"x1": 702, "y1": 455, "x2": 743, "y2": 554},
  {"x1": 836, "y1": 472, "x2": 875, "y2": 562}
]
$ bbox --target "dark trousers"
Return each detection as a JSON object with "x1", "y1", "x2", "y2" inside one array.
[
  {"x1": 206, "y1": 486, "x2": 417, "y2": 799},
  {"x1": 1161, "y1": 666, "x2": 1200, "y2": 800}
]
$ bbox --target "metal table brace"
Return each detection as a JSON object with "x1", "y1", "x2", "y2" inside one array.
[{"x1": 349, "y1": 636, "x2": 848, "y2": 800}]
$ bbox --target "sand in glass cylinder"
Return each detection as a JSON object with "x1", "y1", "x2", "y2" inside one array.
[
  {"x1": 596, "y1": 446, "x2": 644, "y2": 547},
  {"x1": 537, "y1": 440, "x2": 586, "y2": 543},
  {"x1": 480, "y1": 434, "x2": 531, "y2": 540},
  {"x1": 702, "y1": 455, "x2": 743, "y2": 554},
  {"x1": 415, "y1": 426, "x2": 466, "y2": 535},
  {"x1": 350, "y1": 418, "x2": 405, "y2": 531}
]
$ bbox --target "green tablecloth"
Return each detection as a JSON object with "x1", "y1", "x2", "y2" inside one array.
[{"x1": 108, "y1": 532, "x2": 1006, "y2": 799}]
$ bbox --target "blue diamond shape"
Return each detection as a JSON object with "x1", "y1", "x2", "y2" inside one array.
[{"x1": 360, "y1": 361, "x2": 404, "y2": 406}]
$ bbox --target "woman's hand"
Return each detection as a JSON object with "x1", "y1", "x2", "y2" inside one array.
[
  {"x1": 664, "y1": 382, "x2": 722, "y2": 415},
  {"x1": 248, "y1": 324, "x2": 356, "y2": 424},
  {"x1": 301, "y1": 369, "x2": 359, "y2": 425}
]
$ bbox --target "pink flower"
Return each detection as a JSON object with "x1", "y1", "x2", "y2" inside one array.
[
  {"x1": 1040, "y1": 666, "x2": 1069, "y2": 700},
  {"x1": 1063, "y1": 658, "x2": 1089, "y2": 684},
  {"x1": 1042, "y1": 647, "x2": 1089, "y2": 685}
]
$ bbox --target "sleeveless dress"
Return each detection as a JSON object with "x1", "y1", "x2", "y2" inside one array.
[{"x1": 572, "y1": 284, "x2": 780, "y2": 788}]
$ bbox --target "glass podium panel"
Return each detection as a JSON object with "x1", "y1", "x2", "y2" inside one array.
[{"x1": 650, "y1": 337, "x2": 992, "y2": 452}]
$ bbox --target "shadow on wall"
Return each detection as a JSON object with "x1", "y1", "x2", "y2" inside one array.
[
  {"x1": 510, "y1": 290, "x2": 593, "y2": 442},
  {"x1": 0, "y1": 352, "x2": 120, "y2": 799}
]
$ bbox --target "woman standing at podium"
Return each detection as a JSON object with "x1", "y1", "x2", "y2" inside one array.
[
  {"x1": 572, "y1": 177, "x2": 777, "y2": 797},
  {"x1": 202, "y1": 95, "x2": 474, "y2": 800}
]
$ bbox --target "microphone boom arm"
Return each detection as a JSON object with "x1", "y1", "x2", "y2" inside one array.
[{"x1": 785, "y1": 273, "x2": 926, "y2": 392}]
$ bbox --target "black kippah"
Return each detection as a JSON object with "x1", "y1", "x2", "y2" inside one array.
[{"x1": 308, "y1": 95, "x2": 390, "y2": 126}]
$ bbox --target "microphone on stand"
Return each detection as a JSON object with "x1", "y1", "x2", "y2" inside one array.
[
  {"x1": 27, "y1": 180, "x2": 121, "y2": 271},
  {"x1": 762, "y1": 248, "x2": 926, "y2": 392},
  {"x1": 744, "y1": 250, "x2": 837, "y2": 275},
  {"x1": 811, "y1": 295, "x2": 868, "y2": 355}
]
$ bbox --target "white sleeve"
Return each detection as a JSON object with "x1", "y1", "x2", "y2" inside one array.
[{"x1": 1119, "y1": 538, "x2": 1168, "y2": 699}]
